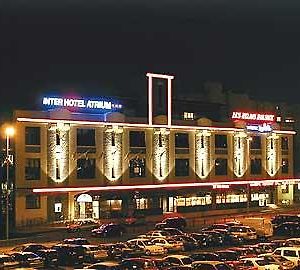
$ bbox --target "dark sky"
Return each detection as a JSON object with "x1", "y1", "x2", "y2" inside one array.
[{"x1": 2, "y1": 0, "x2": 300, "y2": 116}]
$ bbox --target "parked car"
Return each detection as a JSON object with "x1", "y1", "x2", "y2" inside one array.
[
  {"x1": 172, "y1": 235, "x2": 198, "y2": 251},
  {"x1": 229, "y1": 225, "x2": 257, "y2": 241},
  {"x1": 200, "y1": 230, "x2": 224, "y2": 247},
  {"x1": 34, "y1": 248, "x2": 59, "y2": 267},
  {"x1": 215, "y1": 250, "x2": 241, "y2": 269},
  {"x1": 84, "y1": 261, "x2": 122, "y2": 269},
  {"x1": 66, "y1": 222, "x2": 81, "y2": 232},
  {"x1": 152, "y1": 238, "x2": 184, "y2": 253},
  {"x1": 190, "y1": 233, "x2": 210, "y2": 248},
  {"x1": 258, "y1": 254, "x2": 296, "y2": 270},
  {"x1": 155, "y1": 217, "x2": 187, "y2": 230},
  {"x1": 10, "y1": 243, "x2": 48, "y2": 253},
  {"x1": 273, "y1": 222, "x2": 300, "y2": 236},
  {"x1": 189, "y1": 252, "x2": 220, "y2": 262},
  {"x1": 100, "y1": 242, "x2": 145, "y2": 259},
  {"x1": 163, "y1": 255, "x2": 193, "y2": 267},
  {"x1": 0, "y1": 254, "x2": 20, "y2": 269},
  {"x1": 201, "y1": 224, "x2": 230, "y2": 232},
  {"x1": 273, "y1": 247, "x2": 300, "y2": 266},
  {"x1": 127, "y1": 238, "x2": 166, "y2": 256},
  {"x1": 146, "y1": 230, "x2": 172, "y2": 239},
  {"x1": 271, "y1": 215, "x2": 300, "y2": 227},
  {"x1": 284, "y1": 238, "x2": 300, "y2": 247},
  {"x1": 238, "y1": 257, "x2": 280, "y2": 270},
  {"x1": 10, "y1": 252, "x2": 44, "y2": 269},
  {"x1": 52, "y1": 244, "x2": 85, "y2": 266},
  {"x1": 120, "y1": 258, "x2": 160, "y2": 270},
  {"x1": 92, "y1": 223, "x2": 126, "y2": 237},
  {"x1": 192, "y1": 261, "x2": 232, "y2": 270},
  {"x1": 161, "y1": 228, "x2": 185, "y2": 236},
  {"x1": 62, "y1": 237, "x2": 90, "y2": 245}
]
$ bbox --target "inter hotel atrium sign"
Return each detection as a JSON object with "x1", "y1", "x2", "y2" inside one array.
[
  {"x1": 231, "y1": 111, "x2": 275, "y2": 133},
  {"x1": 42, "y1": 96, "x2": 122, "y2": 112}
]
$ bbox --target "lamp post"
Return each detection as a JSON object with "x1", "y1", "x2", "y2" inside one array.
[{"x1": 5, "y1": 126, "x2": 14, "y2": 240}]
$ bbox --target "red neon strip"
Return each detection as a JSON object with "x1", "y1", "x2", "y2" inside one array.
[{"x1": 32, "y1": 178, "x2": 300, "y2": 194}]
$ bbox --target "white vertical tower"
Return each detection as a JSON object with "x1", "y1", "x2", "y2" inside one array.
[{"x1": 146, "y1": 73, "x2": 174, "y2": 127}]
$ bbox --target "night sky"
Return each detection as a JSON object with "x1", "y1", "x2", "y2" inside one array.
[{"x1": 2, "y1": 0, "x2": 300, "y2": 117}]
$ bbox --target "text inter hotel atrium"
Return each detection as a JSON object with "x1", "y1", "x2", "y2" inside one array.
[{"x1": 13, "y1": 74, "x2": 296, "y2": 227}]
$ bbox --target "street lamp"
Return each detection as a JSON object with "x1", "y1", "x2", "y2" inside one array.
[{"x1": 5, "y1": 126, "x2": 14, "y2": 240}]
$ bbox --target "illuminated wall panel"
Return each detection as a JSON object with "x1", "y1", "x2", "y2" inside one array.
[
  {"x1": 266, "y1": 134, "x2": 279, "y2": 176},
  {"x1": 104, "y1": 126, "x2": 123, "y2": 181},
  {"x1": 233, "y1": 132, "x2": 247, "y2": 177},
  {"x1": 59, "y1": 125, "x2": 70, "y2": 182},
  {"x1": 47, "y1": 124, "x2": 56, "y2": 182},
  {"x1": 195, "y1": 130, "x2": 211, "y2": 179},
  {"x1": 153, "y1": 128, "x2": 170, "y2": 181}
]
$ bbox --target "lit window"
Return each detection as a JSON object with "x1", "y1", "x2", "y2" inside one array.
[
  {"x1": 136, "y1": 198, "x2": 148, "y2": 209},
  {"x1": 183, "y1": 112, "x2": 194, "y2": 120},
  {"x1": 129, "y1": 157, "x2": 146, "y2": 178}
]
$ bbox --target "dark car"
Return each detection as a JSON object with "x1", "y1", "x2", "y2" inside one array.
[
  {"x1": 11, "y1": 243, "x2": 48, "y2": 253},
  {"x1": 216, "y1": 229, "x2": 245, "y2": 245},
  {"x1": 10, "y1": 252, "x2": 44, "y2": 269},
  {"x1": 52, "y1": 244, "x2": 85, "y2": 266},
  {"x1": 92, "y1": 223, "x2": 126, "y2": 237},
  {"x1": 62, "y1": 237, "x2": 90, "y2": 245},
  {"x1": 274, "y1": 221, "x2": 300, "y2": 236},
  {"x1": 190, "y1": 252, "x2": 220, "y2": 262},
  {"x1": 34, "y1": 248, "x2": 59, "y2": 267},
  {"x1": 271, "y1": 214, "x2": 300, "y2": 227},
  {"x1": 155, "y1": 217, "x2": 187, "y2": 230},
  {"x1": 215, "y1": 250, "x2": 240, "y2": 269},
  {"x1": 190, "y1": 233, "x2": 210, "y2": 248},
  {"x1": 172, "y1": 235, "x2": 198, "y2": 251},
  {"x1": 100, "y1": 242, "x2": 145, "y2": 260},
  {"x1": 120, "y1": 258, "x2": 160, "y2": 270},
  {"x1": 84, "y1": 261, "x2": 122, "y2": 269},
  {"x1": 202, "y1": 230, "x2": 225, "y2": 247},
  {"x1": 161, "y1": 228, "x2": 185, "y2": 236},
  {"x1": 201, "y1": 224, "x2": 230, "y2": 232},
  {"x1": 0, "y1": 254, "x2": 20, "y2": 269}
]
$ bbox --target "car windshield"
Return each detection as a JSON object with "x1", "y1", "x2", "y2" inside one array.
[
  {"x1": 182, "y1": 258, "x2": 193, "y2": 265},
  {"x1": 217, "y1": 252, "x2": 238, "y2": 261},
  {"x1": 256, "y1": 259, "x2": 269, "y2": 266},
  {"x1": 216, "y1": 263, "x2": 232, "y2": 270},
  {"x1": 25, "y1": 253, "x2": 39, "y2": 259},
  {"x1": 143, "y1": 241, "x2": 153, "y2": 246}
]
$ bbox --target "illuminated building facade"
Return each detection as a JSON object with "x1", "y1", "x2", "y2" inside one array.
[{"x1": 12, "y1": 74, "x2": 297, "y2": 227}]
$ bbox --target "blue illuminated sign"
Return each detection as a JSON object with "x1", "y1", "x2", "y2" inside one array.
[
  {"x1": 246, "y1": 123, "x2": 273, "y2": 133},
  {"x1": 42, "y1": 96, "x2": 122, "y2": 113}
]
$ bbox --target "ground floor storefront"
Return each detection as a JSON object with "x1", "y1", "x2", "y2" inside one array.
[{"x1": 14, "y1": 182, "x2": 296, "y2": 227}]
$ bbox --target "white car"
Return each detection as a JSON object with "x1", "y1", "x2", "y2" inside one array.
[
  {"x1": 240, "y1": 257, "x2": 280, "y2": 270},
  {"x1": 152, "y1": 237, "x2": 184, "y2": 252},
  {"x1": 127, "y1": 238, "x2": 166, "y2": 255},
  {"x1": 273, "y1": 247, "x2": 300, "y2": 265},
  {"x1": 145, "y1": 230, "x2": 171, "y2": 239},
  {"x1": 258, "y1": 254, "x2": 296, "y2": 270},
  {"x1": 163, "y1": 255, "x2": 194, "y2": 267}
]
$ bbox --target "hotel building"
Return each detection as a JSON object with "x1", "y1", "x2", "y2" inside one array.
[{"x1": 13, "y1": 74, "x2": 296, "y2": 227}]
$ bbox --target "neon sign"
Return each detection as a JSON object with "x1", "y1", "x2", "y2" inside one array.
[
  {"x1": 42, "y1": 96, "x2": 122, "y2": 112},
  {"x1": 231, "y1": 111, "x2": 275, "y2": 122}
]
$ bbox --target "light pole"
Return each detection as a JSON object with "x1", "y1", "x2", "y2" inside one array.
[{"x1": 5, "y1": 126, "x2": 14, "y2": 240}]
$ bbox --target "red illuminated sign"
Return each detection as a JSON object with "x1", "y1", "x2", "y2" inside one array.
[{"x1": 231, "y1": 111, "x2": 275, "y2": 122}]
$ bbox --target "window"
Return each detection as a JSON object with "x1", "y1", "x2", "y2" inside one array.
[
  {"x1": 136, "y1": 198, "x2": 148, "y2": 209},
  {"x1": 250, "y1": 136, "x2": 261, "y2": 149},
  {"x1": 25, "y1": 127, "x2": 40, "y2": 145},
  {"x1": 282, "y1": 137, "x2": 289, "y2": 150},
  {"x1": 283, "y1": 250, "x2": 297, "y2": 257},
  {"x1": 129, "y1": 157, "x2": 146, "y2": 178},
  {"x1": 282, "y1": 159, "x2": 289, "y2": 174},
  {"x1": 175, "y1": 159, "x2": 189, "y2": 176},
  {"x1": 77, "y1": 158, "x2": 96, "y2": 179},
  {"x1": 25, "y1": 195, "x2": 41, "y2": 209},
  {"x1": 215, "y1": 158, "x2": 227, "y2": 175},
  {"x1": 129, "y1": 131, "x2": 145, "y2": 147},
  {"x1": 250, "y1": 158, "x2": 262, "y2": 175},
  {"x1": 195, "y1": 264, "x2": 215, "y2": 270},
  {"x1": 215, "y1": 134, "x2": 227, "y2": 148},
  {"x1": 183, "y1": 112, "x2": 194, "y2": 120},
  {"x1": 25, "y1": 158, "x2": 40, "y2": 180},
  {"x1": 175, "y1": 133, "x2": 189, "y2": 148},
  {"x1": 77, "y1": 128, "x2": 95, "y2": 146}
]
